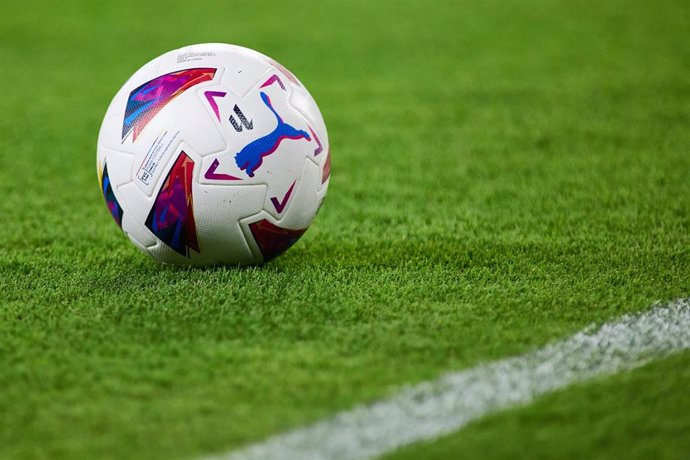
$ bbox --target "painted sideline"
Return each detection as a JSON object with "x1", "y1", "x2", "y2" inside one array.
[{"x1": 207, "y1": 298, "x2": 690, "y2": 460}]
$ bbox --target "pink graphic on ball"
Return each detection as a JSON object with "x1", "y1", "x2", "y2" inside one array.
[
  {"x1": 260, "y1": 74, "x2": 286, "y2": 91},
  {"x1": 249, "y1": 218, "x2": 306, "y2": 262},
  {"x1": 204, "y1": 90, "x2": 226, "y2": 122},
  {"x1": 145, "y1": 151, "x2": 200, "y2": 256},
  {"x1": 309, "y1": 127, "x2": 323, "y2": 156},
  {"x1": 204, "y1": 158, "x2": 241, "y2": 181},
  {"x1": 270, "y1": 180, "x2": 297, "y2": 214}
]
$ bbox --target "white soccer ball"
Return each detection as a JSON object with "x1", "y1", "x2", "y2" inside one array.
[{"x1": 97, "y1": 43, "x2": 330, "y2": 265}]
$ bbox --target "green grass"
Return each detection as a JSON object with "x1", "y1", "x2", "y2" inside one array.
[{"x1": 0, "y1": 0, "x2": 689, "y2": 459}]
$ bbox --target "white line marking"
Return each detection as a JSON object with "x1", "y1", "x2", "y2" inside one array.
[{"x1": 208, "y1": 298, "x2": 690, "y2": 460}]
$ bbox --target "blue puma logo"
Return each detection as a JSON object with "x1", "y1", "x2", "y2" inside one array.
[{"x1": 235, "y1": 92, "x2": 311, "y2": 177}]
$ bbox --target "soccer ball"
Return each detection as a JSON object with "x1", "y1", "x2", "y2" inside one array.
[{"x1": 97, "y1": 44, "x2": 330, "y2": 265}]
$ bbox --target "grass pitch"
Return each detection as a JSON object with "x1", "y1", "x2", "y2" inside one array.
[{"x1": 1, "y1": 0, "x2": 689, "y2": 459}]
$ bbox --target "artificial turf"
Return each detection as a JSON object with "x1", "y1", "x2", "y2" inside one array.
[{"x1": 0, "y1": 0, "x2": 688, "y2": 459}]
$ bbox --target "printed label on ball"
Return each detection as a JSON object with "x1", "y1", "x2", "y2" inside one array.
[
  {"x1": 176, "y1": 51, "x2": 216, "y2": 64},
  {"x1": 136, "y1": 130, "x2": 180, "y2": 185}
]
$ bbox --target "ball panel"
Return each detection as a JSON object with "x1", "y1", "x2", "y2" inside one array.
[
  {"x1": 121, "y1": 67, "x2": 217, "y2": 143},
  {"x1": 275, "y1": 157, "x2": 322, "y2": 230},
  {"x1": 98, "y1": 146, "x2": 134, "y2": 188},
  {"x1": 117, "y1": 182, "x2": 157, "y2": 249},
  {"x1": 98, "y1": 113, "x2": 130, "y2": 154},
  {"x1": 289, "y1": 86, "x2": 329, "y2": 154},
  {"x1": 127, "y1": 94, "x2": 226, "y2": 198},
  {"x1": 192, "y1": 182, "x2": 267, "y2": 265}
]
